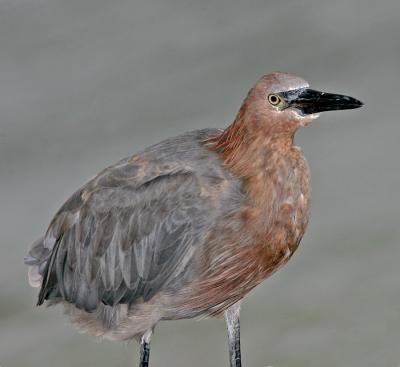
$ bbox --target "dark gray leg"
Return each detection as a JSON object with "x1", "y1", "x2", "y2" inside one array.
[
  {"x1": 224, "y1": 302, "x2": 242, "y2": 367},
  {"x1": 139, "y1": 330, "x2": 152, "y2": 367}
]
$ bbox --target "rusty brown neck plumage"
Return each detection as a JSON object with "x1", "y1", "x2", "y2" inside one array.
[{"x1": 207, "y1": 100, "x2": 298, "y2": 179}]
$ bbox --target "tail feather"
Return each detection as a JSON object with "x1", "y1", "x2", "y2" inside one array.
[
  {"x1": 25, "y1": 236, "x2": 59, "y2": 307},
  {"x1": 36, "y1": 237, "x2": 62, "y2": 306},
  {"x1": 24, "y1": 237, "x2": 48, "y2": 288},
  {"x1": 27, "y1": 265, "x2": 42, "y2": 288},
  {"x1": 24, "y1": 237, "x2": 49, "y2": 264}
]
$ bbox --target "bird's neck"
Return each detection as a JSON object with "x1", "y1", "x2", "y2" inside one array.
[
  {"x1": 206, "y1": 107, "x2": 310, "y2": 243},
  {"x1": 207, "y1": 107, "x2": 297, "y2": 178}
]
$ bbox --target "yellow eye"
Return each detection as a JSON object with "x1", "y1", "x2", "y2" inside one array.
[{"x1": 268, "y1": 94, "x2": 282, "y2": 106}]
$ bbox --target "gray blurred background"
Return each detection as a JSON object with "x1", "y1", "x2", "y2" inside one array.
[{"x1": 1, "y1": 0, "x2": 399, "y2": 366}]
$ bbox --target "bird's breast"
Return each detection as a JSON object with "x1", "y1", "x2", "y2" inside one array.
[
  {"x1": 241, "y1": 150, "x2": 311, "y2": 265},
  {"x1": 170, "y1": 148, "x2": 311, "y2": 317}
]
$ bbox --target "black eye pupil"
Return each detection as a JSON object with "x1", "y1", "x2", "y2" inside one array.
[{"x1": 269, "y1": 94, "x2": 280, "y2": 104}]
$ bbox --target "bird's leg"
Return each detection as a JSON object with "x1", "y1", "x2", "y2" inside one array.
[
  {"x1": 139, "y1": 329, "x2": 152, "y2": 367},
  {"x1": 224, "y1": 302, "x2": 242, "y2": 367}
]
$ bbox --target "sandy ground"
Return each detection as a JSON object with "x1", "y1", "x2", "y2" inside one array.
[{"x1": 0, "y1": 0, "x2": 399, "y2": 366}]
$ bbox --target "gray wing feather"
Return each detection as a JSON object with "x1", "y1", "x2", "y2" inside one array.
[{"x1": 30, "y1": 159, "x2": 218, "y2": 311}]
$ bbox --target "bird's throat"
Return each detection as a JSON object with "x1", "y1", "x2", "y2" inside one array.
[{"x1": 207, "y1": 115, "x2": 296, "y2": 179}]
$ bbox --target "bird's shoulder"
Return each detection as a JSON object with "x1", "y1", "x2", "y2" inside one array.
[{"x1": 58, "y1": 128, "x2": 237, "y2": 214}]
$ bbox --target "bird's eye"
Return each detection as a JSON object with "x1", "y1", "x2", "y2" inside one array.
[{"x1": 268, "y1": 94, "x2": 282, "y2": 106}]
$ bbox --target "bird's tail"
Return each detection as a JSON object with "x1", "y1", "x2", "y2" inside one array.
[{"x1": 24, "y1": 237, "x2": 49, "y2": 288}]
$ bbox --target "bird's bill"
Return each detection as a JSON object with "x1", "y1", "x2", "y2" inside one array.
[{"x1": 283, "y1": 88, "x2": 363, "y2": 115}]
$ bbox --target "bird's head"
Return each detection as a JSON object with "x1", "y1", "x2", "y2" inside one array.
[
  {"x1": 244, "y1": 71, "x2": 363, "y2": 132},
  {"x1": 209, "y1": 72, "x2": 363, "y2": 168}
]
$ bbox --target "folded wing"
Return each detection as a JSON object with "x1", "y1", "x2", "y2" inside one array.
[{"x1": 26, "y1": 154, "x2": 221, "y2": 312}]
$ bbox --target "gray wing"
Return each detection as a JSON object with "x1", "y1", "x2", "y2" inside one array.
[{"x1": 26, "y1": 154, "x2": 222, "y2": 312}]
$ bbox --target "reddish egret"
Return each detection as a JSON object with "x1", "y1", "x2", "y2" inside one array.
[{"x1": 25, "y1": 72, "x2": 362, "y2": 367}]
